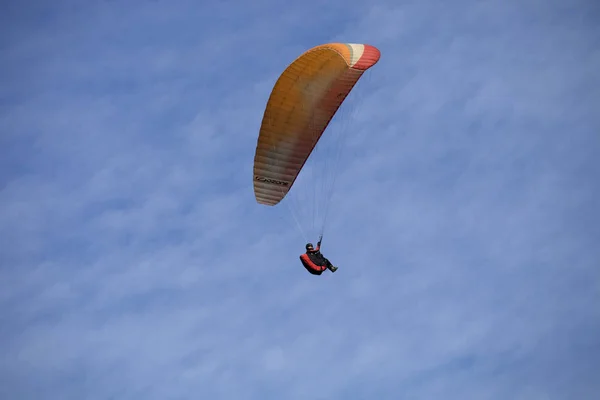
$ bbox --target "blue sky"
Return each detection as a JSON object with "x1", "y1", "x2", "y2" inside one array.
[{"x1": 1, "y1": 0, "x2": 599, "y2": 399}]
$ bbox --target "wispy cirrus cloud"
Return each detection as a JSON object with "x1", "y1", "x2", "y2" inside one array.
[{"x1": 1, "y1": 0, "x2": 598, "y2": 399}]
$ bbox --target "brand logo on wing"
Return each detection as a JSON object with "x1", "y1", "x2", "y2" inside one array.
[{"x1": 255, "y1": 176, "x2": 289, "y2": 186}]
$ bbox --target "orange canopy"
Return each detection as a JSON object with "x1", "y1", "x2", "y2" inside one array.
[{"x1": 253, "y1": 43, "x2": 380, "y2": 206}]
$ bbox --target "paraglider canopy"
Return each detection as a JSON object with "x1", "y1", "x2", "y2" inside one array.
[{"x1": 253, "y1": 43, "x2": 381, "y2": 206}]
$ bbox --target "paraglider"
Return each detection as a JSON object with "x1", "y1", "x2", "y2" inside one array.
[
  {"x1": 299, "y1": 235, "x2": 338, "y2": 275},
  {"x1": 252, "y1": 42, "x2": 380, "y2": 275}
]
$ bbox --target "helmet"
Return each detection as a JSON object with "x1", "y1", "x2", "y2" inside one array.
[{"x1": 306, "y1": 243, "x2": 314, "y2": 251}]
